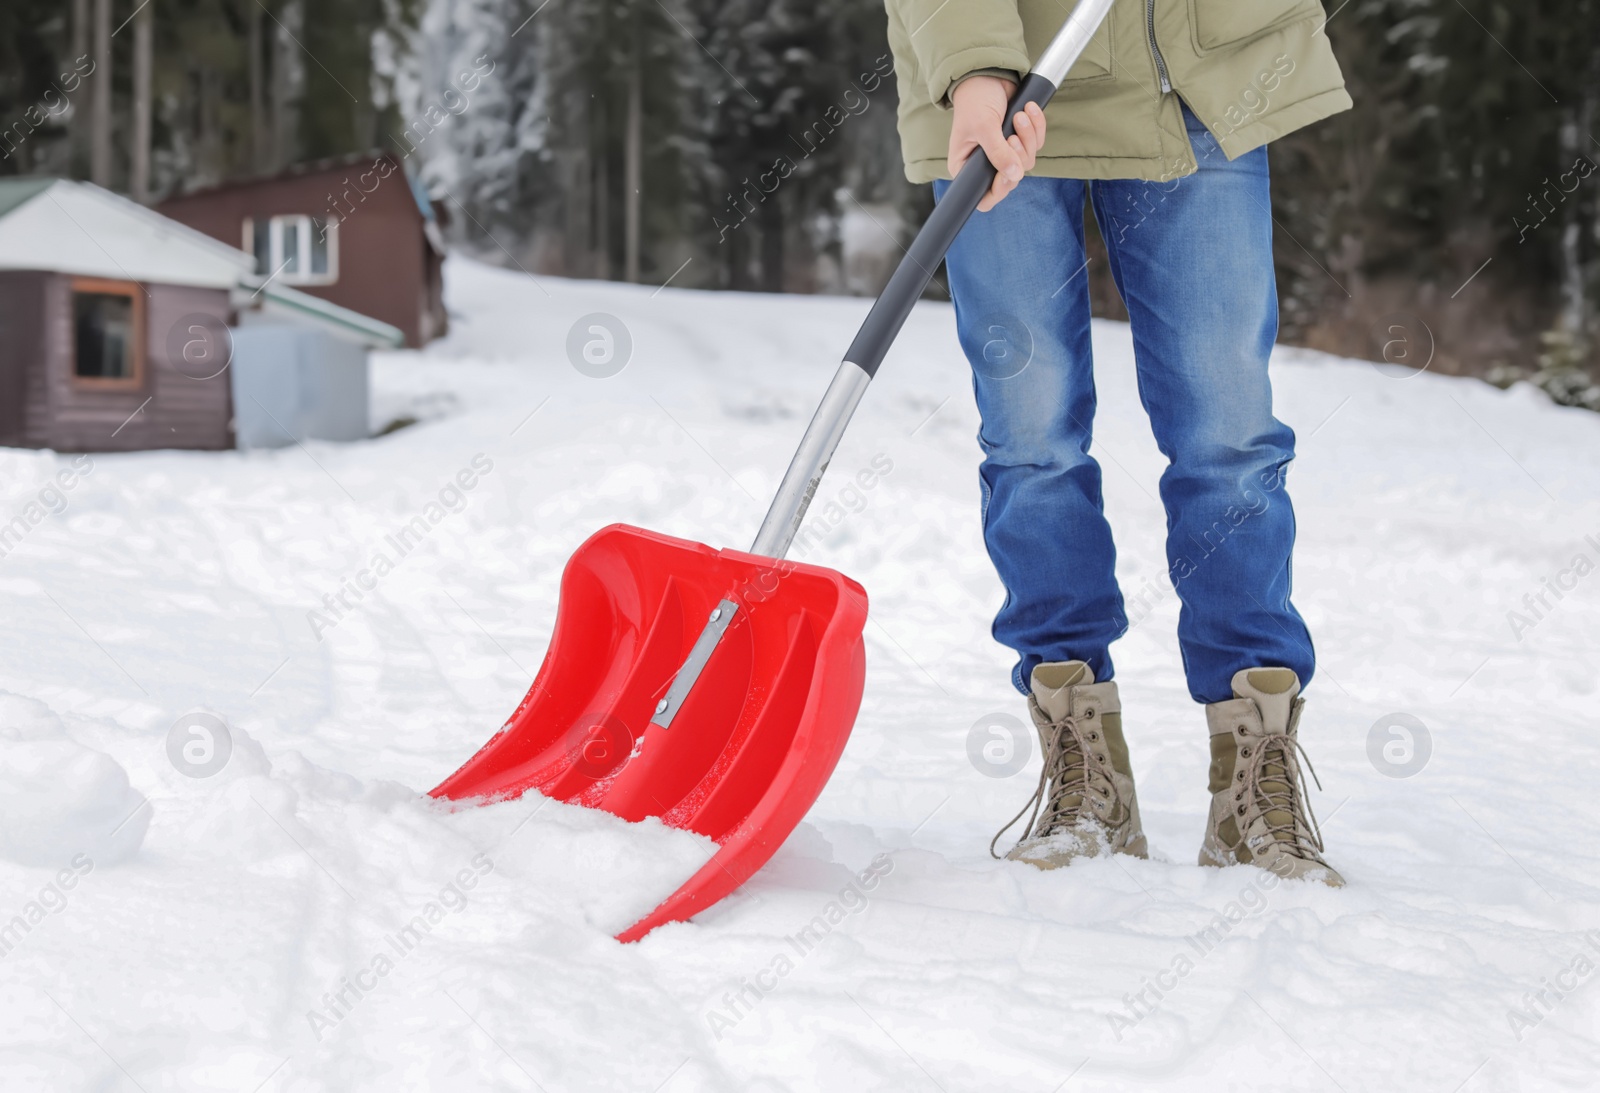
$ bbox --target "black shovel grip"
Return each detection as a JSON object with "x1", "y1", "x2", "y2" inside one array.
[{"x1": 842, "y1": 72, "x2": 1058, "y2": 379}]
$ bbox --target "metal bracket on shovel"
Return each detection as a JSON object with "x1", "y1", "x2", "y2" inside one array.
[{"x1": 650, "y1": 598, "x2": 739, "y2": 729}]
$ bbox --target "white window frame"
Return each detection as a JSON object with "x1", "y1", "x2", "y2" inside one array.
[{"x1": 242, "y1": 214, "x2": 339, "y2": 286}]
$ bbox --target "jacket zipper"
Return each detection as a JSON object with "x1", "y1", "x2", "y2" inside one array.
[{"x1": 1145, "y1": 0, "x2": 1172, "y2": 93}]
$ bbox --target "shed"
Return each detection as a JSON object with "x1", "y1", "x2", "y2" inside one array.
[
  {"x1": 0, "y1": 177, "x2": 403, "y2": 454},
  {"x1": 230, "y1": 276, "x2": 405, "y2": 449},
  {"x1": 157, "y1": 151, "x2": 448, "y2": 349}
]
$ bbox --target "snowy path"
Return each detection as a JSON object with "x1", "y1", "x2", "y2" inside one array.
[{"x1": 2, "y1": 257, "x2": 1598, "y2": 1091}]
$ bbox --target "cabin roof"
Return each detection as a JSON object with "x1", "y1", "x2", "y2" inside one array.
[
  {"x1": 162, "y1": 150, "x2": 436, "y2": 224},
  {"x1": 0, "y1": 178, "x2": 404, "y2": 348},
  {"x1": 235, "y1": 276, "x2": 405, "y2": 349},
  {"x1": 0, "y1": 178, "x2": 254, "y2": 288}
]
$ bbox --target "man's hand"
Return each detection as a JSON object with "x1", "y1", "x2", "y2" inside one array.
[{"x1": 948, "y1": 75, "x2": 1047, "y2": 211}]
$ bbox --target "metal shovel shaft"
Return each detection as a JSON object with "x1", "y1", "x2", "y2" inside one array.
[{"x1": 748, "y1": 0, "x2": 1117, "y2": 561}]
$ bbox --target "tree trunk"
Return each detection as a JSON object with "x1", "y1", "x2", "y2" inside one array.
[
  {"x1": 250, "y1": 3, "x2": 267, "y2": 171},
  {"x1": 1559, "y1": 109, "x2": 1585, "y2": 335},
  {"x1": 592, "y1": 0, "x2": 611, "y2": 280},
  {"x1": 90, "y1": 0, "x2": 112, "y2": 188},
  {"x1": 624, "y1": 19, "x2": 642, "y2": 283},
  {"x1": 1584, "y1": 47, "x2": 1600, "y2": 350},
  {"x1": 72, "y1": 0, "x2": 90, "y2": 176},
  {"x1": 568, "y1": 145, "x2": 592, "y2": 277},
  {"x1": 760, "y1": 193, "x2": 784, "y2": 293},
  {"x1": 594, "y1": 96, "x2": 610, "y2": 280},
  {"x1": 72, "y1": 0, "x2": 89, "y2": 72},
  {"x1": 270, "y1": 2, "x2": 298, "y2": 169},
  {"x1": 726, "y1": 201, "x2": 750, "y2": 291},
  {"x1": 131, "y1": 0, "x2": 153, "y2": 202}
]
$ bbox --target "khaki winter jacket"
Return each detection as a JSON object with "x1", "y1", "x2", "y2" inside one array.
[{"x1": 885, "y1": 0, "x2": 1351, "y2": 182}]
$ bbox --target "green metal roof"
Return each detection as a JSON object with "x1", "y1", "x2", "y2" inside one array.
[
  {"x1": 236, "y1": 276, "x2": 406, "y2": 349},
  {"x1": 0, "y1": 177, "x2": 55, "y2": 219}
]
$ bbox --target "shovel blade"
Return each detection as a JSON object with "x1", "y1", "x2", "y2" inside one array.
[{"x1": 430, "y1": 524, "x2": 867, "y2": 941}]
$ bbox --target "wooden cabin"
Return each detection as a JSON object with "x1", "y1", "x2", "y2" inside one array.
[
  {"x1": 157, "y1": 151, "x2": 448, "y2": 349},
  {"x1": 0, "y1": 178, "x2": 252, "y2": 451}
]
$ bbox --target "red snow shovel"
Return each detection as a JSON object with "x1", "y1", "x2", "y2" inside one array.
[{"x1": 430, "y1": 0, "x2": 1115, "y2": 942}]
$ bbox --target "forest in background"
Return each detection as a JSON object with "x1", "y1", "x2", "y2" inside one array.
[{"x1": 2, "y1": 0, "x2": 1598, "y2": 401}]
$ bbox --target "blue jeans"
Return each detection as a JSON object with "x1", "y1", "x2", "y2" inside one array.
[{"x1": 936, "y1": 106, "x2": 1313, "y2": 705}]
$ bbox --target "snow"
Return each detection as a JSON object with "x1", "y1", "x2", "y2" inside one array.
[
  {"x1": 3, "y1": 255, "x2": 1599, "y2": 1091},
  {"x1": 0, "y1": 695, "x2": 149, "y2": 868}
]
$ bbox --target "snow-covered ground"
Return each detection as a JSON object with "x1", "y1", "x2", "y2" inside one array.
[{"x1": 3, "y1": 256, "x2": 1599, "y2": 1092}]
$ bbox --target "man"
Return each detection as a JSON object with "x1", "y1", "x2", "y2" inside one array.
[{"x1": 885, "y1": 0, "x2": 1349, "y2": 882}]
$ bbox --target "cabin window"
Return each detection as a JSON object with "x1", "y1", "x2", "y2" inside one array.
[
  {"x1": 243, "y1": 214, "x2": 338, "y2": 285},
  {"x1": 70, "y1": 277, "x2": 144, "y2": 388}
]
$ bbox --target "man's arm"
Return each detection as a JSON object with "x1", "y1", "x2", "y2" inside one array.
[
  {"x1": 886, "y1": 0, "x2": 1030, "y2": 108},
  {"x1": 886, "y1": 0, "x2": 1045, "y2": 209}
]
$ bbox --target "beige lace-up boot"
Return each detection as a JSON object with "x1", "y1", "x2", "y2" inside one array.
[
  {"x1": 1200, "y1": 667, "x2": 1343, "y2": 886},
  {"x1": 993, "y1": 661, "x2": 1147, "y2": 868}
]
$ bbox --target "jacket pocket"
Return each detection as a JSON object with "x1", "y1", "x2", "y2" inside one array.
[{"x1": 1186, "y1": 0, "x2": 1321, "y2": 52}]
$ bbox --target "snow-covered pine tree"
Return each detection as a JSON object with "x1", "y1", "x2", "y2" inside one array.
[{"x1": 685, "y1": 0, "x2": 859, "y2": 291}]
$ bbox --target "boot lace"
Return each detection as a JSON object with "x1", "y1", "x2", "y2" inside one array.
[
  {"x1": 1237, "y1": 725, "x2": 1329, "y2": 866},
  {"x1": 990, "y1": 705, "x2": 1122, "y2": 859}
]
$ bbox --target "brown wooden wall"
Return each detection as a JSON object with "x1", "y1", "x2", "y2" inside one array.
[
  {"x1": 0, "y1": 270, "x2": 233, "y2": 452},
  {"x1": 157, "y1": 155, "x2": 444, "y2": 348},
  {"x1": 0, "y1": 270, "x2": 44, "y2": 444}
]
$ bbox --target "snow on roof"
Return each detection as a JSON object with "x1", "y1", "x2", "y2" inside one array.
[
  {"x1": 0, "y1": 177, "x2": 402, "y2": 346},
  {"x1": 0, "y1": 178, "x2": 254, "y2": 288},
  {"x1": 0, "y1": 177, "x2": 54, "y2": 219}
]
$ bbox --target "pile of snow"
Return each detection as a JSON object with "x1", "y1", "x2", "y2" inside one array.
[
  {"x1": 0, "y1": 694, "x2": 148, "y2": 866},
  {"x1": 1, "y1": 256, "x2": 1598, "y2": 1091}
]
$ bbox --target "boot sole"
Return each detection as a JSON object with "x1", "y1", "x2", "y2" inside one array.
[{"x1": 1004, "y1": 827, "x2": 1149, "y2": 867}]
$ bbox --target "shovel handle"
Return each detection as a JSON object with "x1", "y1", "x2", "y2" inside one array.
[
  {"x1": 750, "y1": 0, "x2": 1116, "y2": 559},
  {"x1": 840, "y1": 72, "x2": 1056, "y2": 381}
]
